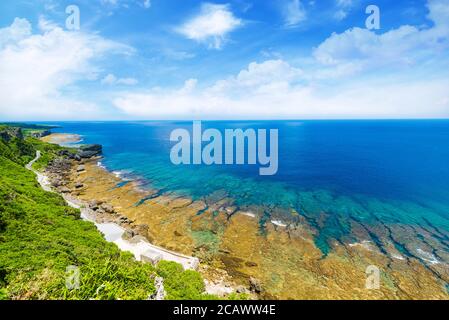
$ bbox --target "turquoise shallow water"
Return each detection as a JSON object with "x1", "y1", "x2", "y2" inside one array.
[{"x1": 50, "y1": 120, "x2": 449, "y2": 258}]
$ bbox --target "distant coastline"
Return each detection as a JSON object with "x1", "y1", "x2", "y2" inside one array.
[{"x1": 41, "y1": 133, "x2": 83, "y2": 146}]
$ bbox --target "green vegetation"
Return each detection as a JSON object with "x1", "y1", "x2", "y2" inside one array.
[
  {"x1": 0, "y1": 141, "x2": 156, "y2": 299},
  {"x1": 0, "y1": 123, "x2": 56, "y2": 139},
  {"x1": 0, "y1": 126, "x2": 226, "y2": 300},
  {"x1": 157, "y1": 261, "x2": 217, "y2": 300},
  {"x1": 30, "y1": 137, "x2": 72, "y2": 171},
  {"x1": 0, "y1": 136, "x2": 34, "y2": 166},
  {"x1": 0, "y1": 123, "x2": 57, "y2": 130}
]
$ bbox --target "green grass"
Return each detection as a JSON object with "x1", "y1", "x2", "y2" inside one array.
[
  {"x1": 0, "y1": 137, "x2": 35, "y2": 166},
  {"x1": 0, "y1": 154, "x2": 157, "y2": 299}
]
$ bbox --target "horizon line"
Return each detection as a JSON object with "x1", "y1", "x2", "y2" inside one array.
[{"x1": 2, "y1": 118, "x2": 449, "y2": 123}]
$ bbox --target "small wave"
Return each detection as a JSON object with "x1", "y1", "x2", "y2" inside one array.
[
  {"x1": 416, "y1": 248, "x2": 440, "y2": 265},
  {"x1": 271, "y1": 220, "x2": 287, "y2": 227},
  {"x1": 240, "y1": 211, "x2": 256, "y2": 218},
  {"x1": 391, "y1": 253, "x2": 406, "y2": 261},
  {"x1": 348, "y1": 240, "x2": 375, "y2": 252},
  {"x1": 112, "y1": 171, "x2": 124, "y2": 178},
  {"x1": 97, "y1": 161, "x2": 106, "y2": 169},
  {"x1": 112, "y1": 170, "x2": 134, "y2": 180}
]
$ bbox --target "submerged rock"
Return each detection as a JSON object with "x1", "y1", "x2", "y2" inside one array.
[
  {"x1": 249, "y1": 277, "x2": 263, "y2": 293},
  {"x1": 245, "y1": 261, "x2": 258, "y2": 267},
  {"x1": 174, "y1": 230, "x2": 183, "y2": 237}
]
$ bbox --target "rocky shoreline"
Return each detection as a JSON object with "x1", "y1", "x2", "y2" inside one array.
[
  {"x1": 40, "y1": 136, "x2": 252, "y2": 298},
  {"x1": 46, "y1": 156, "x2": 140, "y2": 230}
]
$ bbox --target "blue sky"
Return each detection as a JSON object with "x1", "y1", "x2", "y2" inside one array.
[{"x1": 0, "y1": 0, "x2": 448, "y2": 120}]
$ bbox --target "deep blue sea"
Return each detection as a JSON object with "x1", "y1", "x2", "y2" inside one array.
[{"x1": 50, "y1": 120, "x2": 449, "y2": 255}]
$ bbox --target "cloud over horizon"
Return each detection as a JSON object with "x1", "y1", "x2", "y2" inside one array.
[
  {"x1": 0, "y1": 17, "x2": 133, "y2": 120},
  {"x1": 112, "y1": 58, "x2": 449, "y2": 119},
  {"x1": 0, "y1": 0, "x2": 448, "y2": 121}
]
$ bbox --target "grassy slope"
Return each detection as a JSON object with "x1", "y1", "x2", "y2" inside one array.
[{"x1": 0, "y1": 131, "x2": 223, "y2": 300}]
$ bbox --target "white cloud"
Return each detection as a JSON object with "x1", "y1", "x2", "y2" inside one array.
[
  {"x1": 314, "y1": 26, "x2": 421, "y2": 66},
  {"x1": 283, "y1": 0, "x2": 307, "y2": 27},
  {"x1": 0, "y1": 18, "x2": 133, "y2": 120},
  {"x1": 333, "y1": 10, "x2": 347, "y2": 21},
  {"x1": 334, "y1": 0, "x2": 353, "y2": 21},
  {"x1": 112, "y1": 0, "x2": 449, "y2": 119},
  {"x1": 336, "y1": 0, "x2": 352, "y2": 8},
  {"x1": 44, "y1": 1, "x2": 59, "y2": 13},
  {"x1": 311, "y1": 0, "x2": 449, "y2": 80},
  {"x1": 38, "y1": 15, "x2": 58, "y2": 32},
  {"x1": 210, "y1": 60, "x2": 302, "y2": 92},
  {"x1": 162, "y1": 49, "x2": 196, "y2": 60},
  {"x1": 176, "y1": 3, "x2": 242, "y2": 49},
  {"x1": 101, "y1": 73, "x2": 138, "y2": 86},
  {"x1": 143, "y1": 0, "x2": 151, "y2": 9},
  {"x1": 112, "y1": 58, "x2": 449, "y2": 119},
  {"x1": 179, "y1": 78, "x2": 198, "y2": 94},
  {"x1": 0, "y1": 18, "x2": 31, "y2": 48},
  {"x1": 427, "y1": 0, "x2": 449, "y2": 29},
  {"x1": 101, "y1": 0, "x2": 119, "y2": 6}
]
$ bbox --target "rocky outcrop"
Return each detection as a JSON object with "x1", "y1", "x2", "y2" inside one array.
[
  {"x1": 58, "y1": 187, "x2": 71, "y2": 193},
  {"x1": 30, "y1": 130, "x2": 51, "y2": 138},
  {"x1": 149, "y1": 277, "x2": 166, "y2": 300},
  {"x1": 77, "y1": 144, "x2": 102, "y2": 158},
  {"x1": 88, "y1": 200, "x2": 102, "y2": 211},
  {"x1": 45, "y1": 158, "x2": 73, "y2": 195},
  {"x1": 100, "y1": 203, "x2": 115, "y2": 214},
  {"x1": 47, "y1": 158, "x2": 72, "y2": 176},
  {"x1": 55, "y1": 144, "x2": 102, "y2": 160},
  {"x1": 0, "y1": 127, "x2": 23, "y2": 142}
]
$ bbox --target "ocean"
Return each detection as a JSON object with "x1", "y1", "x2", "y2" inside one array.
[{"x1": 50, "y1": 120, "x2": 449, "y2": 257}]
